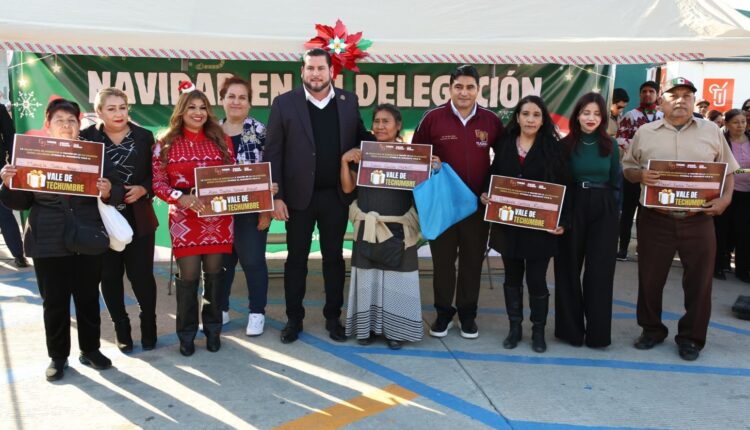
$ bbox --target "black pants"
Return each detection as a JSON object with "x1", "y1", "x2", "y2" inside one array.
[
  {"x1": 101, "y1": 232, "x2": 157, "y2": 324},
  {"x1": 618, "y1": 179, "x2": 640, "y2": 253},
  {"x1": 713, "y1": 209, "x2": 732, "y2": 273},
  {"x1": 430, "y1": 209, "x2": 490, "y2": 322},
  {"x1": 0, "y1": 204, "x2": 23, "y2": 258},
  {"x1": 502, "y1": 256, "x2": 551, "y2": 296},
  {"x1": 284, "y1": 188, "x2": 348, "y2": 322},
  {"x1": 34, "y1": 254, "x2": 103, "y2": 359},
  {"x1": 730, "y1": 191, "x2": 750, "y2": 277},
  {"x1": 554, "y1": 188, "x2": 618, "y2": 347}
]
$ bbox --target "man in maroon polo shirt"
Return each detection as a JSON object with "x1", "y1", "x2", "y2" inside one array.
[{"x1": 411, "y1": 65, "x2": 503, "y2": 339}]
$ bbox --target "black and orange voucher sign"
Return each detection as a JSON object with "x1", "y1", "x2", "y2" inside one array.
[
  {"x1": 484, "y1": 175, "x2": 565, "y2": 231},
  {"x1": 644, "y1": 160, "x2": 727, "y2": 209},
  {"x1": 194, "y1": 163, "x2": 274, "y2": 217},
  {"x1": 11, "y1": 134, "x2": 104, "y2": 197},
  {"x1": 356, "y1": 141, "x2": 432, "y2": 190}
]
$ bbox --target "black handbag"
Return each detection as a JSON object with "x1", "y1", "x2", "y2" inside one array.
[
  {"x1": 60, "y1": 198, "x2": 110, "y2": 255},
  {"x1": 732, "y1": 295, "x2": 750, "y2": 321},
  {"x1": 358, "y1": 232, "x2": 405, "y2": 269}
]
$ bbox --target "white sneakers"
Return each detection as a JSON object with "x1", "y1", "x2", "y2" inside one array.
[
  {"x1": 222, "y1": 311, "x2": 231, "y2": 326},
  {"x1": 246, "y1": 313, "x2": 265, "y2": 336}
]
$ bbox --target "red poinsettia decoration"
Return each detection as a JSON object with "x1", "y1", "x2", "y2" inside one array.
[{"x1": 304, "y1": 19, "x2": 372, "y2": 78}]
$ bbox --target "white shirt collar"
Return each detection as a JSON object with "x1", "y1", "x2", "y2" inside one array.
[
  {"x1": 304, "y1": 85, "x2": 335, "y2": 109},
  {"x1": 450, "y1": 100, "x2": 477, "y2": 126}
]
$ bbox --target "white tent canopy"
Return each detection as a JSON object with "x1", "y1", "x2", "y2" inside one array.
[{"x1": 2, "y1": 0, "x2": 750, "y2": 64}]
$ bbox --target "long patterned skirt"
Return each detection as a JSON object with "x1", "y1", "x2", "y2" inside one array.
[{"x1": 345, "y1": 268, "x2": 423, "y2": 342}]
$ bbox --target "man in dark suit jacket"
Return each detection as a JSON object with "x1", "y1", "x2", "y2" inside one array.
[
  {"x1": 265, "y1": 48, "x2": 373, "y2": 344},
  {"x1": 0, "y1": 104, "x2": 28, "y2": 267}
]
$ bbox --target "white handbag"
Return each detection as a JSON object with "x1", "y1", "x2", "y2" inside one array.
[{"x1": 97, "y1": 198, "x2": 134, "y2": 251}]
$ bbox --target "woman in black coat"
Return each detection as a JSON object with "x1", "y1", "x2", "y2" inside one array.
[
  {"x1": 481, "y1": 95, "x2": 569, "y2": 353},
  {"x1": 0, "y1": 99, "x2": 123, "y2": 381},
  {"x1": 80, "y1": 87, "x2": 159, "y2": 353}
]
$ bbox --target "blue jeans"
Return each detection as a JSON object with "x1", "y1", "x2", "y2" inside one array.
[
  {"x1": 0, "y1": 204, "x2": 24, "y2": 258},
  {"x1": 222, "y1": 213, "x2": 269, "y2": 314}
]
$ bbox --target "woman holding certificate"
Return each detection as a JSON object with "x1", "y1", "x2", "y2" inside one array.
[
  {"x1": 218, "y1": 76, "x2": 271, "y2": 336},
  {"x1": 340, "y1": 104, "x2": 434, "y2": 350},
  {"x1": 553, "y1": 93, "x2": 620, "y2": 348},
  {"x1": 0, "y1": 98, "x2": 122, "y2": 381},
  {"x1": 481, "y1": 95, "x2": 568, "y2": 353},
  {"x1": 152, "y1": 84, "x2": 234, "y2": 356},
  {"x1": 724, "y1": 109, "x2": 750, "y2": 283},
  {"x1": 80, "y1": 88, "x2": 159, "y2": 353}
]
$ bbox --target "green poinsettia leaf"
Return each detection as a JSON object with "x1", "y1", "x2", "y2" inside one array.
[{"x1": 357, "y1": 39, "x2": 373, "y2": 51}]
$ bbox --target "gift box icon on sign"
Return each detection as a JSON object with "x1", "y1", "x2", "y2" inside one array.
[
  {"x1": 370, "y1": 169, "x2": 386, "y2": 185},
  {"x1": 499, "y1": 205, "x2": 514, "y2": 221},
  {"x1": 211, "y1": 196, "x2": 228, "y2": 213},
  {"x1": 658, "y1": 189, "x2": 676, "y2": 205},
  {"x1": 27, "y1": 170, "x2": 46, "y2": 188}
]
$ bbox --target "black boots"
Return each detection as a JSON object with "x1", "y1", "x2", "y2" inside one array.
[
  {"x1": 502, "y1": 285, "x2": 523, "y2": 349},
  {"x1": 140, "y1": 313, "x2": 157, "y2": 351},
  {"x1": 113, "y1": 318, "x2": 133, "y2": 353},
  {"x1": 175, "y1": 276, "x2": 199, "y2": 356},
  {"x1": 530, "y1": 294, "x2": 549, "y2": 353},
  {"x1": 202, "y1": 271, "x2": 224, "y2": 353}
]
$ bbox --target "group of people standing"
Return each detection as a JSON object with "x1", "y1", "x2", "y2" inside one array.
[{"x1": 1, "y1": 48, "x2": 744, "y2": 382}]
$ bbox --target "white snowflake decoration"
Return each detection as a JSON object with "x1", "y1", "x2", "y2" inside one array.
[{"x1": 15, "y1": 91, "x2": 43, "y2": 119}]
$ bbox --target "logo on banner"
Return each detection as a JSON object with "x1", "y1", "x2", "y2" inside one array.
[{"x1": 703, "y1": 79, "x2": 734, "y2": 110}]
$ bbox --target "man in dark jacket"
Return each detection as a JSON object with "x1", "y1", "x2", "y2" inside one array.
[
  {"x1": 0, "y1": 104, "x2": 28, "y2": 267},
  {"x1": 265, "y1": 48, "x2": 373, "y2": 344}
]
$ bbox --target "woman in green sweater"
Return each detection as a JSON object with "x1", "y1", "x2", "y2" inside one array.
[{"x1": 554, "y1": 92, "x2": 620, "y2": 348}]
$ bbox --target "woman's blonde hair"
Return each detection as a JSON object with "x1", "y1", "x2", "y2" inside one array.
[
  {"x1": 94, "y1": 87, "x2": 129, "y2": 112},
  {"x1": 158, "y1": 90, "x2": 230, "y2": 163}
]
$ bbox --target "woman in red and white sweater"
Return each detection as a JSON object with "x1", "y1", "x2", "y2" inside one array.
[{"x1": 152, "y1": 86, "x2": 234, "y2": 356}]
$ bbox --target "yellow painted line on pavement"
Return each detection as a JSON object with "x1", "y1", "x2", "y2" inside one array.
[{"x1": 274, "y1": 383, "x2": 419, "y2": 430}]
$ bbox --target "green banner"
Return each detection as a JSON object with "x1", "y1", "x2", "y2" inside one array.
[{"x1": 8, "y1": 52, "x2": 611, "y2": 252}]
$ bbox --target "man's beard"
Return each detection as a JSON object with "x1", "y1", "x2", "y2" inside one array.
[{"x1": 303, "y1": 77, "x2": 331, "y2": 94}]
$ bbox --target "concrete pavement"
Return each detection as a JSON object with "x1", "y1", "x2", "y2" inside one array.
[{"x1": 1, "y1": 243, "x2": 749, "y2": 429}]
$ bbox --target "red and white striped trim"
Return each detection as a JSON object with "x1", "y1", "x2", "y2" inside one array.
[{"x1": 1, "y1": 41, "x2": 704, "y2": 64}]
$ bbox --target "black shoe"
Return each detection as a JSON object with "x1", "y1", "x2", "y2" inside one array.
[
  {"x1": 280, "y1": 320, "x2": 303, "y2": 344},
  {"x1": 79, "y1": 350, "x2": 112, "y2": 370},
  {"x1": 179, "y1": 341, "x2": 195, "y2": 356},
  {"x1": 678, "y1": 342, "x2": 700, "y2": 361},
  {"x1": 459, "y1": 319, "x2": 479, "y2": 339},
  {"x1": 714, "y1": 269, "x2": 726, "y2": 280},
  {"x1": 141, "y1": 314, "x2": 157, "y2": 351},
  {"x1": 633, "y1": 334, "x2": 664, "y2": 350},
  {"x1": 428, "y1": 315, "x2": 454, "y2": 338},
  {"x1": 386, "y1": 339, "x2": 402, "y2": 350},
  {"x1": 616, "y1": 250, "x2": 628, "y2": 261},
  {"x1": 45, "y1": 359, "x2": 68, "y2": 381},
  {"x1": 325, "y1": 319, "x2": 347, "y2": 342},
  {"x1": 531, "y1": 325, "x2": 547, "y2": 353},
  {"x1": 357, "y1": 336, "x2": 375, "y2": 346},
  {"x1": 13, "y1": 256, "x2": 29, "y2": 268},
  {"x1": 206, "y1": 335, "x2": 221, "y2": 352},
  {"x1": 503, "y1": 323, "x2": 522, "y2": 349},
  {"x1": 114, "y1": 319, "x2": 134, "y2": 353}
]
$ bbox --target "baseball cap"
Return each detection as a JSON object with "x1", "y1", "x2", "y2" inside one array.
[{"x1": 663, "y1": 77, "x2": 697, "y2": 93}]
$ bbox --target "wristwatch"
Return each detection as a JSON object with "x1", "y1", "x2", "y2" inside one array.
[{"x1": 170, "y1": 189, "x2": 183, "y2": 200}]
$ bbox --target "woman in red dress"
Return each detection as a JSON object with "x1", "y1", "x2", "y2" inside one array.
[{"x1": 152, "y1": 86, "x2": 234, "y2": 356}]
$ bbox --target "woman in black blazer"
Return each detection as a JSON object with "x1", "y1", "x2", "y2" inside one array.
[
  {"x1": 481, "y1": 95, "x2": 569, "y2": 353},
  {"x1": 80, "y1": 88, "x2": 159, "y2": 353}
]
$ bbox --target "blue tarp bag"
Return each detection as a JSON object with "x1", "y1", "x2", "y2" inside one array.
[{"x1": 413, "y1": 162, "x2": 477, "y2": 240}]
